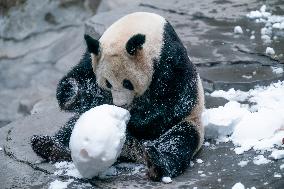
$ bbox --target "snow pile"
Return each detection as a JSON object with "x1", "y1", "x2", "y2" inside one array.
[
  {"x1": 162, "y1": 177, "x2": 172, "y2": 184},
  {"x1": 204, "y1": 81, "x2": 284, "y2": 155},
  {"x1": 234, "y1": 26, "x2": 243, "y2": 34},
  {"x1": 265, "y1": 47, "x2": 275, "y2": 55},
  {"x1": 203, "y1": 101, "x2": 249, "y2": 138},
  {"x1": 238, "y1": 160, "x2": 249, "y2": 167},
  {"x1": 232, "y1": 182, "x2": 245, "y2": 189},
  {"x1": 253, "y1": 155, "x2": 271, "y2": 165},
  {"x1": 246, "y1": 5, "x2": 284, "y2": 44},
  {"x1": 270, "y1": 150, "x2": 284, "y2": 160},
  {"x1": 69, "y1": 104, "x2": 130, "y2": 179},
  {"x1": 271, "y1": 66, "x2": 284, "y2": 75},
  {"x1": 49, "y1": 179, "x2": 74, "y2": 189}
]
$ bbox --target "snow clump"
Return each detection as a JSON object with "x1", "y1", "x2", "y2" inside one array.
[{"x1": 69, "y1": 104, "x2": 130, "y2": 178}]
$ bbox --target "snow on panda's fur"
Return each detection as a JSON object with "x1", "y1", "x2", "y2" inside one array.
[{"x1": 31, "y1": 12, "x2": 204, "y2": 181}]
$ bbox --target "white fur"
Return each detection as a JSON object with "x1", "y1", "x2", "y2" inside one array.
[{"x1": 93, "y1": 12, "x2": 166, "y2": 107}]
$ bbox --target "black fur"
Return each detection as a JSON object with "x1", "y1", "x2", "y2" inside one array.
[
  {"x1": 125, "y1": 34, "x2": 146, "y2": 55},
  {"x1": 56, "y1": 52, "x2": 112, "y2": 114},
  {"x1": 84, "y1": 34, "x2": 100, "y2": 55},
  {"x1": 31, "y1": 21, "x2": 201, "y2": 181}
]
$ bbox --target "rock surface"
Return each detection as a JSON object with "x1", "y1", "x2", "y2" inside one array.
[
  {"x1": 1, "y1": 107, "x2": 283, "y2": 188},
  {"x1": 0, "y1": 0, "x2": 98, "y2": 127}
]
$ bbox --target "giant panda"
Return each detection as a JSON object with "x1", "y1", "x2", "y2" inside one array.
[{"x1": 31, "y1": 12, "x2": 205, "y2": 181}]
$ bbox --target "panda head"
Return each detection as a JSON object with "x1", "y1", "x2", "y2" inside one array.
[{"x1": 84, "y1": 12, "x2": 166, "y2": 108}]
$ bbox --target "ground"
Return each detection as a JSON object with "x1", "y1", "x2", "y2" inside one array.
[{"x1": 0, "y1": 0, "x2": 283, "y2": 188}]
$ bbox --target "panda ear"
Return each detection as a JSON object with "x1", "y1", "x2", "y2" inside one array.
[
  {"x1": 126, "y1": 34, "x2": 146, "y2": 56},
  {"x1": 84, "y1": 34, "x2": 100, "y2": 56}
]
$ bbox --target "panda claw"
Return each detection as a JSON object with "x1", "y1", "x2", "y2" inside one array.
[
  {"x1": 143, "y1": 144, "x2": 164, "y2": 181},
  {"x1": 30, "y1": 135, "x2": 71, "y2": 162}
]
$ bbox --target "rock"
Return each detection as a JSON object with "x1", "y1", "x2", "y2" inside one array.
[
  {"x1": 97, "y1": 0, "x2": 141, "y2": 13},
  {"x1": 0, "y1": 0, "x2": 96, "y2": 41},
  {"x1": 1, "y1": 106, "x2": 283, "y2": 188},
  {"x1": 198, "y1": 62, "x2": 284, "y2": 92},
  {"x1": 0, "y1": 0, "x2": 96, "y2": 126}
]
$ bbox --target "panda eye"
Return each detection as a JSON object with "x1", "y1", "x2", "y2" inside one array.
[
  {"x1": 123, "y1": 79, "x2": 134, "y2": 91},
  {"x1": 106, "y1": 79, "x2": 112, "y2": 89}
]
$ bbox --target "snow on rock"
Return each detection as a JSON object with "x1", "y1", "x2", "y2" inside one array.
[
  {"x1": 274, "y1": 173, "x2": 282, "y2": 178},
  {"x1": 232, "y1": 182, "x2": 245, "y2": 189},
  {"x1": 246, "y1": 4, "x2": 284, "y2": 44},
  {"x1": 270, "y1": 150, "x2": 284, "y2": 160},
  {"x1": 69, "y1": 104, "x2": 130, "y2": 179},
  {"x1": 271, "y1": 66, "x2": 284, "y2": 74},
  {"x1": 203, "y1": 101, "x2": 249, "y2": 139},
  {"x1": 49, "y1": 179, "x2": 74, "y2": 189},
  {"x1": 0, "y1": 147, "x2": 2, "y2": 151},
  {"x1": 280, "y1": 164, "x2": 284, "y2": 170},
  {"x1": 234, "y1": 26, "x2": 243, "y2": 34},
  {"x1": 265, "y1": 47, "x2": 275, "y2": 55},
  {"x1": 162, "y1": 177, "x2": 172, "y2": 184},
  {"x1": 204, "y1": 81, "x2": 284, "y2": 154},
  {"x1": 196, "y1": 159, "x2": 203, "y2": 164},
  {"x1": 238, "y1": 160, "x2": 249, "y2": 167},
  {"x1": 54, "y1": 161, "x2": 82, "y2": 178},
  {"x1": 253, "y1": 155, "x2": 271, "y2": 165}
]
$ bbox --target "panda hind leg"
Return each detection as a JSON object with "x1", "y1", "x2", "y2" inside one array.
[
  {"x1": 30, "y1": 115, "x2": 79, "y2": 162},
  {"x1": 143, "y1": 121, "x2": 200, "y2": 181}
]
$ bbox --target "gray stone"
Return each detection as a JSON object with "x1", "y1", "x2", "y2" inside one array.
[
  {"x1": 0, "y1": 0, "x2": 97, "y2": 126},
  {"x1": 85, "y1": 0, "x2": 284, "y2": 64},
  {"x1": 198, "y1": 62, "x2": 284, "y2": 92}
]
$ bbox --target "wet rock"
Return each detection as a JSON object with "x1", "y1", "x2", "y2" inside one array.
[
  {"x1": 0, "y1": 0, "x2": 98, "y2": 126},
  {"x1": 0, "y1": 0, "x2": 95, "y2": 41},
  {"x1": 198, "y1": 62, "x2": 284, "y2": 92},
  {"x1": 96, "y1": 0, "x2": 141, "y2": 13}
]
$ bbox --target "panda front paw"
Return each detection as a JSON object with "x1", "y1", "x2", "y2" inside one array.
[
  {"x1": 143, "y1": 142, "x2": 169, "y2": 181},
  {"x1": 56, "y1": 78, "x2": 79, "y2": 111},
  {"x1": 31, "y1": 135, "x2": 71, "y2": 162}
]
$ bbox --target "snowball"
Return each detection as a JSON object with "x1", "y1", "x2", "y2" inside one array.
[
  {"x1": 49, "y1": 179, "x2": 74, "y2": 189},
  {"x1": 238, "y1": 160, "x2": 249, "y2": 167},
  {"x1": 232, "y1": 182, "x2": 245, "y2": 189},
  {"x1": 196, "y1": 159, "x2": 203, "y2": 164},
  {"x1": 261, "y1": 34, "x2": 271, "y2": 43},
  {"x1": 270, "y1": 150, "x2": 284, "y2": 160},
  {"x1": 162, "y1": 177, "x2": 172, "y2": 184},
  {"x1": 253, "y1": 155, "x2": 271, "y2": 165},
  {"x1": 234, "y1": 26, "x2": 243, "y2": 34},
  {"x1": 260, "y1": 5, "x2": 266, "y2": 13},
  {"x1": 265, "y1": 47, "x2": 275, "y2": 55},
  {"x1": 69, "y1": 104, "x2": 130, "y2": 178}
]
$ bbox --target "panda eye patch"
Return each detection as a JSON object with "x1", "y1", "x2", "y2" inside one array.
[
  {"x1": 106, "y1": 79, "x2": 112, "y2": 89},
  {"x1": 123, "y1": 79, "x2": 134, "y2": 91}
]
